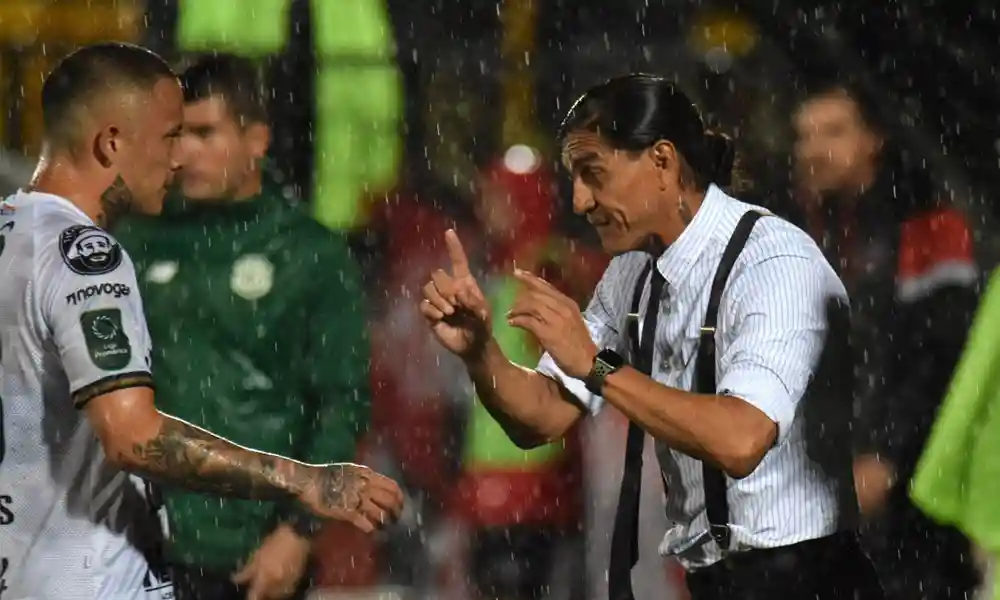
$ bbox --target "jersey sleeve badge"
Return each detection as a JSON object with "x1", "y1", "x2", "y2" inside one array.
[
  {"x1": 59, "y1": 225, "x2": 123, "y2": 275},
  {"x1": 80, "y1": 308, "x2": 133, "y2": 370}
]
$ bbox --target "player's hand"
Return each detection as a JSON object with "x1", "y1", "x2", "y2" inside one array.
[
  {"x1": 507, "y1": 269, "x2": 597, "y2": 379},
  {"x1": 854, "y1": 454, "x2": 896, "y2": 518},
  {"x1": 296, "y1": 463, "x2": 404, "y2": 533},
  {"x1": 232, "y1": 524, "x2": 310, "y2": 600},
  {"x1": 419, "y1": 229, "x2": 493, "y2": 358}
]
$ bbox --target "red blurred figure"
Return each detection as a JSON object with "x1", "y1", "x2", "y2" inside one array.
[
  {"x1": 440, "y1": 146, "x2": 606, "y2": 600},
  {"x1": 315, "y1": 151, "x2": 608, "y2": 599},
  {"x1": 313, "y1": 178, "x2": 476, "y2": 591}
]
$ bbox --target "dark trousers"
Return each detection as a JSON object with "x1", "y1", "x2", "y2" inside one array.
[
  {"x1": 170, "y1": 563, "x2": 309, "y2": 600},
  {"x1": 685, "y1": 532, "x2": 884, "y2": 600},
  {"x1": 469, "y1": 526, "x2": 588, "y2": 600},
  {"x1": 863, "y1": 492, "x2": 980, "y2": 600}
]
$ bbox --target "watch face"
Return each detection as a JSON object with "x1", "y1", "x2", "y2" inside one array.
[{"x1": 597, "y1": 349, "x2": 625, "y2": 369}]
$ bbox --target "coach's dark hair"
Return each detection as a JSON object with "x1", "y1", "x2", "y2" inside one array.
[
  {"x1": 41, "y1": 42, "x2": 175, "y2": 149},
  {"x1": 558, "y1": 73, "x2": 735, "y2": 189},
  {"x1": 180, "y1": 54, "x2": 267, "y2": 126}
]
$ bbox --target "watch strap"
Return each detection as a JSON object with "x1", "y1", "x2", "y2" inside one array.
[{"x1": 585, "y1": 350, "x2": 624, "y2": 395}]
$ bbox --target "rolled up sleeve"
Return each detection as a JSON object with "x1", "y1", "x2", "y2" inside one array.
[
  {"x1": 717, "y1": 254, "x2": 843, "y2": 446},
  {"x1": 536, "y1": 314, "x2": 609, "y2": 414}
]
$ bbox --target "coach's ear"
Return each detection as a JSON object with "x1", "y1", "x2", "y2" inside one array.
[{"x1": 93, "y1": 125, "x2": 120, "y2": 169}]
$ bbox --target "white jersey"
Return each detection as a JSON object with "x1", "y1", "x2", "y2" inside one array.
[{"x1": 0, "y1": 191, "x2": 172, "y2": 599}]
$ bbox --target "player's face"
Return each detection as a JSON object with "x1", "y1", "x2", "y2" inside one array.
[
  {"x1": 178, "y1": 96, "x2": 268, "y2": 201},
  {"x1": 562, "y1": 131, "x2": 680, "y2": 255},
  {"x1": 115, "y1": 77, "x2": 183, "y2": 215},
  {"x1": 793, "y1": 92, "x2": 881, "y2": 197}
]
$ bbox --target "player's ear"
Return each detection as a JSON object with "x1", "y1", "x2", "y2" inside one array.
[{"x1": 93, "y1": 125, "x2": 120, "y2": 169}]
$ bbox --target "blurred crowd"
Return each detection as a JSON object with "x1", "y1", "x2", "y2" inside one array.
[{"x1": 1, "y1": 1, "x2": 999, "y2": 599}]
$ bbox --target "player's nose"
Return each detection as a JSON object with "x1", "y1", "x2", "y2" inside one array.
[{"x1": 169, "y1": 142, "x2": 184, "y2": 172}]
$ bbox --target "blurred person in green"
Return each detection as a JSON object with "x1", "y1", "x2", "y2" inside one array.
[{"x1": 115, "y1": 54, "x2": 370, "y2": 600}]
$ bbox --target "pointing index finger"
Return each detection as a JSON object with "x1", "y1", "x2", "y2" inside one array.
[{"x1": 445, "y1": 229, "x2": 471, "y2": 277}]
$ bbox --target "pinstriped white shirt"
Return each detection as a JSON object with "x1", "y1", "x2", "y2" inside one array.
[{"x1": 538, "y1": 185, "x2": 848, "y2": 570}]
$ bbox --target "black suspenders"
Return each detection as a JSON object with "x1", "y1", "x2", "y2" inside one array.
[{"x1": 626, "y1": 210, "x2": 766, "y2": 553}]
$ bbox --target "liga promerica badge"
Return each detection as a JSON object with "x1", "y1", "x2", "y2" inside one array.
[{"x1": 81, "y1": 308, "x2": 132, "y2": 370}]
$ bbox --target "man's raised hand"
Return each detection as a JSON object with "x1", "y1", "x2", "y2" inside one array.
[
  {"x1": 419, "y1": 229, "x2": 492, "y2": 358},
  {"x1": 507, "y1": 268, "x2": 597, "y2": 379}
]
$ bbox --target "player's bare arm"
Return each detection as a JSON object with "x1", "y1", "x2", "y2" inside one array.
[
  {"x1": 31, "y1": 221, "x2": 403, "y2": 534},
  {"x1": 85, "y1": 386, "x2": 403, "y2": 533}
]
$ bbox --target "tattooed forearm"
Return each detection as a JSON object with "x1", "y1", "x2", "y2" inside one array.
[{"x1": 123, "y1": 415, "x2": 309, "y2": 501}]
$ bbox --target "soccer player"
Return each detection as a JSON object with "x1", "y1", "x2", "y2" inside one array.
[{"x1": 0, "y1": 43, "x2": 403, "y2": 600}]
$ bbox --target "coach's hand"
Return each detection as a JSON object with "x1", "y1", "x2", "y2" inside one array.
[
  {"x1": 508, "y1": 268, "x2": 597, "y2": 380},
  {"x1": 297, "y1": 463, "x2": 404, "y2": 533},
  {"x1": 420, "y1": 229, "x2": 493, "y2": 358}
]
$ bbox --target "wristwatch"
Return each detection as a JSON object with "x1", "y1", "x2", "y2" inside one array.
[{"x1": 585, "y1": 348, "x2": 626, "y2": 395}]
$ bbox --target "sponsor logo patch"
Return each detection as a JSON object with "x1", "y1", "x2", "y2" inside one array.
[{"x1": 65, "y1": 282, "x2": 131, "y2": 305}]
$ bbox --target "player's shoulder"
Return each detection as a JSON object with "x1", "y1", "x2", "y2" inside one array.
[{"x1": 30, "y1": 204, "x2": 133, "y2": 279}]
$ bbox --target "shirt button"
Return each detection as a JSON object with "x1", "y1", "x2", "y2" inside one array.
[{"x1": 660, "y1": 347, "x2": 674, "y2": 371}]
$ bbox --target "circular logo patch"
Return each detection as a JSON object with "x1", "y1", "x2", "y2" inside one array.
[
  {"x1": 90, "y1": 313, "x2": 121, "y2": 340},
  {"x1": 230, "y1": 254, "x2": 274, "y2": 301},
  {"x1": 59, "y1": 225, "x2": 123, "y2": 275}
]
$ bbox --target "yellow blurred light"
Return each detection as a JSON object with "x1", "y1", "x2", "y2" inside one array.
[{"x1": 688, "y1": 12, "x2": 758, "y2": 58}]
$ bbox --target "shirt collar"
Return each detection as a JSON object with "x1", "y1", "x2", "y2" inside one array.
[
  {"x1": 654, "y1": 184, "x2": 729, "y2": 287},
  {"x1": 18, "y1": 189, "x2": 94, "y2": 225}
]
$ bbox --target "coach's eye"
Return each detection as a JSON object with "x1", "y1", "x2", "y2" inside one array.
[{"x1": 581, "y1": 166, "x2": 603, "y2": 184}]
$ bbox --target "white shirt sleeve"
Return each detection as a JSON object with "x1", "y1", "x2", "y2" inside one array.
[
  {"x1": 716, "y1": 253, "x2": 843, "y2": 445},
  {"x1": 536, "y1": 260, "x2": 626, "y2": 415},
  {"x1": 38, "y1": 224, "x2": 154, "y2": 408}
]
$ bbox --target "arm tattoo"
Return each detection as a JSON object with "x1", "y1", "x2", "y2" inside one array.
[{"x1": 124, "y1": 416, "x2": 309, "y2": 501}]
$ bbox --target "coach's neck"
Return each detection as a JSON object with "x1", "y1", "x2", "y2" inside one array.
[{"x1": 643, "y1": 187, "x2": 707, "y2": 254}]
